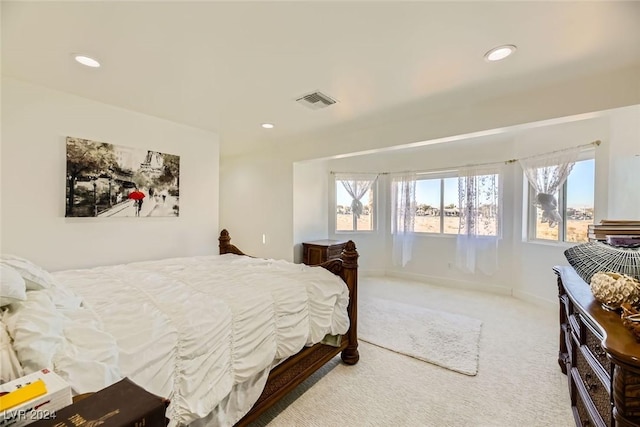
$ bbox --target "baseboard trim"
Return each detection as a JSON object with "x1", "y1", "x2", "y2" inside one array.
[
  {"x1": 360, "y1": 269, "x2": 386, "y2": 277},
  {"x1": 512, "y1": 290, "x2": 556, "y2": 310},
  {"x1": 385, "y1": 270, "x2": 512, "y2": 296}
]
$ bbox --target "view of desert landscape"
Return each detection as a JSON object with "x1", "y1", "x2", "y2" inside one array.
[
  {"x1": 536, "y1": 219, "x2": 591, "y2": 242},
  {"x1": 337, "y1": 213, "x2": 591, "y2": 243},
  {"x1": 337, "y1": 213, "x2": 374, "y2": 231}
]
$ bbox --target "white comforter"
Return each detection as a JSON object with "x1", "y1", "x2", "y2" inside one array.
[{"x1": 3, "y1": 254, "x2": 350, "y2": 426}]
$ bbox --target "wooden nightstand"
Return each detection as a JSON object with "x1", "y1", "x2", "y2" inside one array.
[{"x1": 302, "y1": 240, "x2": 347, "y2": 266}]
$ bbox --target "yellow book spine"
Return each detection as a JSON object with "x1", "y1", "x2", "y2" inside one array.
[{"x1": 0, "y1": 379, "x2": 48, "y2": 412}]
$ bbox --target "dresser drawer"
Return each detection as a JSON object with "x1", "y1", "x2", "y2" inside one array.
[
  {"x1": 583, "y1": 321, "x2": 612, "y2": 377},
  {"x1": 569, "y1": 313, "x2": 581, "y2": 343},
  {"x1": 575, "y1": 346, "x2": 612, "y2": 426},
  {"x1": 572, "y1": 367, "x2": 609, "y2": 427},
  {"x1": 575, "y1": 385, "x2": 599, "y2": 427}
]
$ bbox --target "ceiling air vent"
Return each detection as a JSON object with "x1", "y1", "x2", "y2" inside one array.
[{"x1": 295, "y1": 91, "x2": 337, "y2": 110}]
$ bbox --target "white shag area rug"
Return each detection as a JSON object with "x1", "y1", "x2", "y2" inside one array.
[{"x1": 359, "y1": 296, "x2": 482, "y2": 376}]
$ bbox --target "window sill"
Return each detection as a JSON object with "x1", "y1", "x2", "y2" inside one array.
[
  {"x1": 413, "y1": 232, "x2": 457, "y2": 238},
  {"x1": 411, "y1": 233, "x2": 501, "y2": 239}
]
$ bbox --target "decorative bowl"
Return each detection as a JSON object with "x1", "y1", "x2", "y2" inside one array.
[
  {"x1": 589, "y1": 271, "x2": 640, "y2": 310},
  {"x1": 564, "y1": 242, "x2": 640, "y2": 284}
]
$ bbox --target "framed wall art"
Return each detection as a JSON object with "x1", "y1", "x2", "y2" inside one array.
[{"x1": 65, "y1": 137, "x2": 180, "y2": 218}]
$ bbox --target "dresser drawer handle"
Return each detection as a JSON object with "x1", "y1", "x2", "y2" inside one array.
[
  {"x1": 584, "y1": 373, "x2": 598, "y2": 391},
  {"x1": 592, "y1": 346, "x2": 606, "y2": 358}
]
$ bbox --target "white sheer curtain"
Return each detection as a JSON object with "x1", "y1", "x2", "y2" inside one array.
[
  {"x1": 334, "y1": 173, "x2": 378, "y2": 230},
  {"x1": 455, "y1": 166, "x2": 501, "y2": 275},
  {"x1": 391, "y1": 173, "x2": 417, "y2": 267},
  {"x1": 518, "y1": 147, "x2": 581, "y2": 228}
]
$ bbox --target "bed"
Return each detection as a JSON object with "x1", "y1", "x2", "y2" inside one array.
[{"x1": 0, "y1": 229, "x2": 360, "y2": 426}]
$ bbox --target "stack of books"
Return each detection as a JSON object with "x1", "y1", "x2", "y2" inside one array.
[
  {"x1": 0, "y1": 369, "x2": 72, "y2": 427},
  {"x1": 588, "y1": 220, "x2": 640, "y2": 247}
]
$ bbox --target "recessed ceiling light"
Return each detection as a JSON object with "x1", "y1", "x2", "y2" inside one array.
[
  {"x1": 484, "y1": 45, "x2": 517, "y2": 62},
  {"x1": 261, "y1": 123, "x2": 274, "y2": 129},
  {"x1": 74, "y1": 55, "x2": 101, "y2": 68}
]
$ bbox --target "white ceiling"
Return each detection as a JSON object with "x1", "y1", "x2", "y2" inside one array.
[{"x1": 2, "y1": 1, "x2": 639, "y2": 157}]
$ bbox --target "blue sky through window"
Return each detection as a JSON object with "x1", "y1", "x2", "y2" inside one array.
[
  {"x1": 415, "y1": 177, "x2": 460, "y2": 207},
  {"x1": 566, "y1": 159, "x2": 595, "y2": 208},
  {"x1": 336, "y1": 183, "x2": 351, "y2": 206}
]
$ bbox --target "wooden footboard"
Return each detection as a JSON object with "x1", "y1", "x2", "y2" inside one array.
[{"x1": 218, "y1": 229, "x2": 359, "y2": 425}]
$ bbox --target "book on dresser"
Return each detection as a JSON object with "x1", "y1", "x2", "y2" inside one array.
[
  {"x1": 588, "y1": 220, "x2": 640, "y2": 242},
  {"x1": 555, "y1": 265, "x2": 640, "y2": 427}
]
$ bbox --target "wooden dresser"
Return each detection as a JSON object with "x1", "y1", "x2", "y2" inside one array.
[
  {"x1": 555, "y1": 266, "x2": 640, "y2": 427},
  {"x1": 302, "y1": 240, "x2": 347, "y2": 266}
]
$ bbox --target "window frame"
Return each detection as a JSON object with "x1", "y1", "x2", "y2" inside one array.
[
  {"x1": 525, "y1": 151, "x2": 595, "y2": 244},
  {"x1": 411, "y1": 171, "x2": 460, "y2": 236},
  {"x1": 409, "y1": 170, "x2": 501, "y2": 237},
  {"x1": 333, "y1": 174, "x2": 378, "y2": 233}
]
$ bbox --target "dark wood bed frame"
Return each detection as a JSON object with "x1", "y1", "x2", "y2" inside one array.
[{"x1": 218, "y1": 229, "x2": 359, "y2": 426}]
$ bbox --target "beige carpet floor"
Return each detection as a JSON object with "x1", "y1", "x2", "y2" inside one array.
[
  {"x1": 251, "y1": 276, "x2": 574, "y2": 427},
  {"x1": 360, "y1": 296, "x2": 482, "y2": 376}
]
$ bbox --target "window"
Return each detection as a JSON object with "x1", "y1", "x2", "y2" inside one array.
[
  {"x1": 395, "y1": 171, "x2": 501, "y2": 237},
  {"x1": 527, "y1": 157, "x2": 594, "y2": 243},
  {"x1": 335, "y1": 174, "x2": 378, "y2": 232},
  {"x1": 413, "y1": 176, "x2": 460, "y2": 234}
]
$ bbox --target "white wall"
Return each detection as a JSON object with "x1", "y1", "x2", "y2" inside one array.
[
  {"x1": 1, "y1": 78, "x2": 220, "y2": 271},
  {"x1": 292, "y1": 160, "x2": 329, "y2": 263},
  {"x1": 220, "y1": 63, "x2": 639, "y2": 306},
  {"x1": 607, "y1": 106, "x2": 640, "y2": 219},
  {"x1": 219, "y1": 151, "x2": 294, "y2": 260}
]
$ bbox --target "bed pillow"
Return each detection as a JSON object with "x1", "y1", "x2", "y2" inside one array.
[
  {"x1": 0, "y1": 265, "x2": 27, "y2": 306},
  {"x1": 0, "y1": 254, "x2": 55, "y2": 290},
  {"x1": 564, "y1": 241, "x2": 640, "y2": 284}
]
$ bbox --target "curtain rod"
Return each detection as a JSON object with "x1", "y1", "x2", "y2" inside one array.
[
  {"x1": 454, "y1": 139, "x2": 600, "y2": 168},
  {"x1": 331, "y1": 140, "x2": 600, "y2": 176},
  {"x1": 507, "y1": 139, "x2": 600, "y2": 164}
]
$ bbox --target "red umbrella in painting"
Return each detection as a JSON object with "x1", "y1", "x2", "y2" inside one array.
[
  {"x1": 128, "y1": 189, "x2": 145, "y2": 201},
  {"x1": 128, "y1": 189, "x2": 145, "y2": 216}
]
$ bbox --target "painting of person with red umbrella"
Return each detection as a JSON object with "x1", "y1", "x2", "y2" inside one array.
[
  {"x1": 128, "y1": 187, "x2": 145, "y2": 216},
  {"x1": 65, "y1": 137, "x2": 180, "y2": 218}
]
